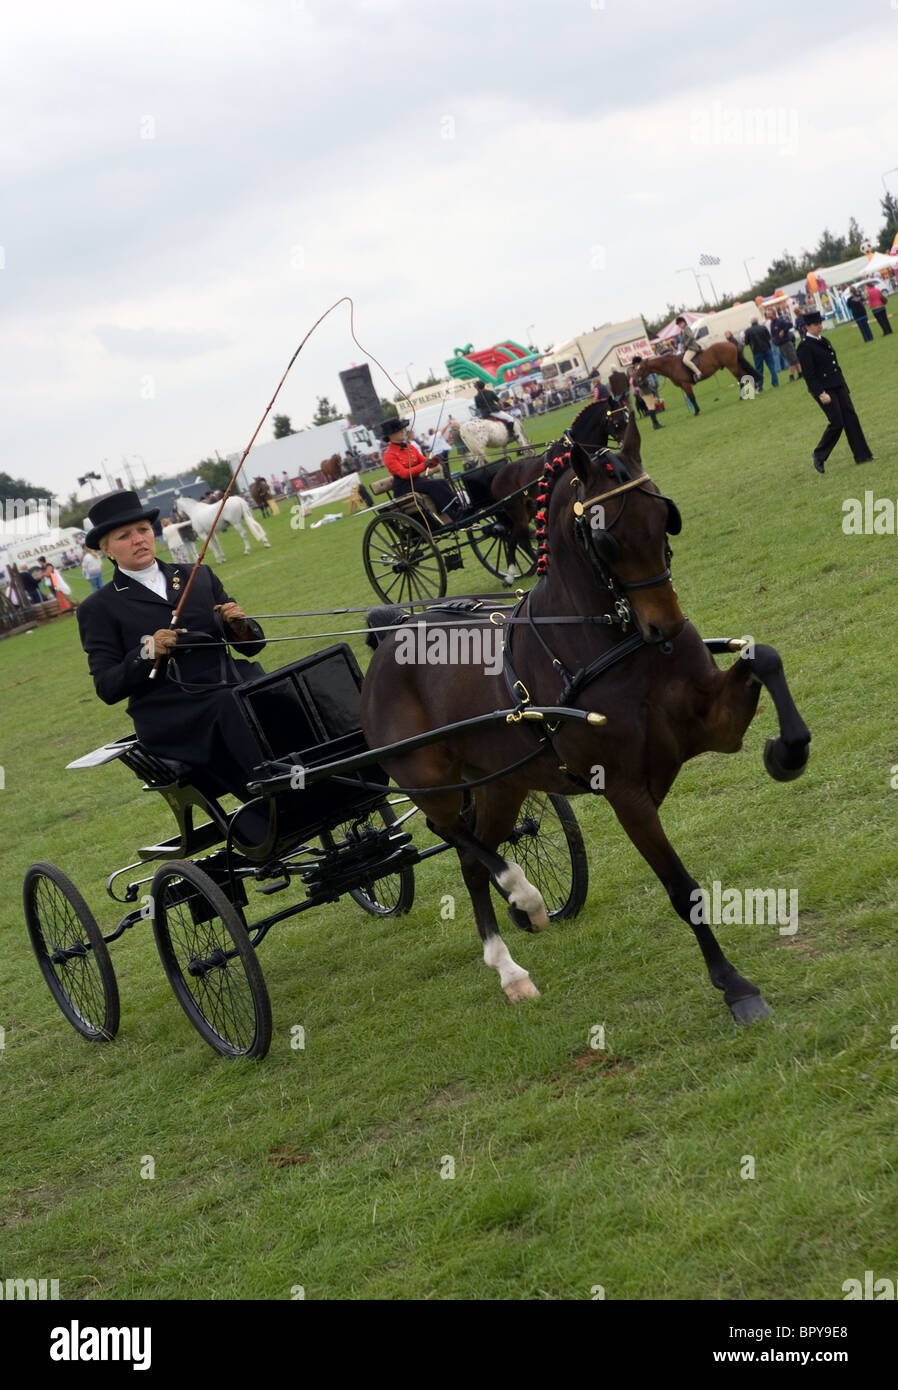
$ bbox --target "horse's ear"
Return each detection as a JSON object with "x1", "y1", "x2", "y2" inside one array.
[
  {"x1": 569, "y1": 442, "x2": 591, "y2": 483},
  {"x1": 619, "y1": 409, "x2": 643, "y2": 472}
]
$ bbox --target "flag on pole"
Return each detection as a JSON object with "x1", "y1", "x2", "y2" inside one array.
[{"x1": 699, "y1": 253, "x2": 721, "y2": 265}]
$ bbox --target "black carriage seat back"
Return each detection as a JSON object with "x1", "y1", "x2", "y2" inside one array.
[{"x1": 232, "y1": 644, "x2": 390, "y2": 855}]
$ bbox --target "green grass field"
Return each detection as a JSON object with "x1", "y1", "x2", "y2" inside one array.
[{"x1": 2, "y1": 325, "x2": 897, "y2": 1301}]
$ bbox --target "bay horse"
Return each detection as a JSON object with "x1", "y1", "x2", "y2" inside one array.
[
  {"x1": 175, "y1": 492, "x2": 270, "y2": 563},
  {"x1": 249, "y1": 476, "x2": 272, "y2": 517},
  {"x1": 321, "y1": 454, "x2": 344, "y2": 484},
  {"x1": 632, "y1": 342, "x2": 756, "y2": 416},
  {"x1": 360, "y1": 402, "x2": 810, "y2": 1024},
  {"x1": 459, "y1": 415, "x2": 531, "y2": 465}
]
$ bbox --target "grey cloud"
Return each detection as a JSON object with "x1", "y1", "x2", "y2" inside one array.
[{"x1": 93, "y1": 324, "x2": 230, "y2": 359}]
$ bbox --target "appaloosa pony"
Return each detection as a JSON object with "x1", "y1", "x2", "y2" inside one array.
[
  {"x1": 361, "y1": 402, "x2": 809, "y2": 1024},
  {"x1": 459, "y1": 415, "x2": 531, "y2": 465}
]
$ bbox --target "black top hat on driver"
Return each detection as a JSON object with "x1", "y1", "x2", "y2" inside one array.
[
  {"x1": 803, "y1": 310, "x2": 823, "y2": 326},
  {"x1": 84, "y1": 490, "x2": 160, "y2": 550},
  {"x1": 379, "y1": 416, "x2": 410, "y2": 441}
]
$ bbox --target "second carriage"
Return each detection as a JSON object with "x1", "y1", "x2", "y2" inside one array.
[{"x1": 361, "y1": 448, "x2": 540, "y2": 603}]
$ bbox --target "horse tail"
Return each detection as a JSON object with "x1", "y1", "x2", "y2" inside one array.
[
  {"x1": 736, "y1": 350, "x2": 755, "y2": 379},
  {"x1": 240, "y1": 496, "x2": 269, "y2": 543}
]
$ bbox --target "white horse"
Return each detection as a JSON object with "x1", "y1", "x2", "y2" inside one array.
[
  {"x1": 458, "y1": 416, "x2": 531, "y2": 466},
  {"x1": 175, "y1": 493, "x2": 270, "y2": 563}
]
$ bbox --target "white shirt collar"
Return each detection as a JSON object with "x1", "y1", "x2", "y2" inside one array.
[{"x1": 118, "y1": 560, "x2": 168, "y2": 595}]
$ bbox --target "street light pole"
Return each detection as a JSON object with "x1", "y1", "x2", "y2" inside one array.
[
  {"x1": 743, "y1": 257, "x2": 757, "y2": 289},
  {"x1": 676, "y1": 267, "x2": 704, "y2": 305},
  {"x1": 526, "y1": 323, "x2": 537, "y2": 348},
  {"x1": 700, "y1": 273, "x2": 720, "y2": 306}
]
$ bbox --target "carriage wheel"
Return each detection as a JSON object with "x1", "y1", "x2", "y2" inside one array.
[
  {"x1": 23, "y1": 862, "x2": 120, "y2": 1042},
  {"x1": 151, "y1": 860, "x2": 272, "y2": 1059},
  {"x1": 363, "y1": 512, "x2": 447, "y2": 603},
  {"x1": 469, "y1": 520, "x2": 537, "y2": 585},
  {"x1": 323, "y1": 804, "x2": 415, "y2": 917},
  {"x1": 498, "y1": 793, "x2": 588, "y2": 921}
]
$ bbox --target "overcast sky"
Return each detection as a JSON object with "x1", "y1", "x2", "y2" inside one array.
[{"x1": 2, "y1": 0, "x2": 897, "y2": 501}]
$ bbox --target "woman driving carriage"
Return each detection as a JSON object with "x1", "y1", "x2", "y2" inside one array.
[
  {"x1": 380, "y1": 417, "x2": 459, "y2": 518},
  {"x1": 77, "y1": 490, "x2": 269, "y2": 803}
]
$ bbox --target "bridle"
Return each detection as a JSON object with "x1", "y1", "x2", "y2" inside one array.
[{"x1": 565, "y1": 436, "x2": 682, "y2": 603}]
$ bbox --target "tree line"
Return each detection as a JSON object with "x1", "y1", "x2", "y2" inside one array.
[{"x1": 642, "y1": 194, "x2": 898, "y2": 338}]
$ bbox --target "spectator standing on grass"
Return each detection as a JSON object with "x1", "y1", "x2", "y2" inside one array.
[
  {"x1": 81, "y1": 546, "x2": 104, "y2": 593},
  {"x1": 629, "y1": 358, "x2": 664, "y2": 431},
  {"x1": 769, "y1": 311, "x2": 801, "y2": 382},
  {"x1": 36, "y1": 556, "x2": 76, "y2": 611},
  {"x1": 744, "y1": 317, "x2": 779, "y2": 391},
  {"x1": 427, "y1": 424, "x2": 453, "y2": 481},
  {"x1": 796, "y1": 310, "x2": 874, "y2": 475},
  {"x1": 845, "y1": 286, "x2": 874, "y2": 343},
  {"x1": 865, "y1": 282, "x2": 892, "y2": 337}
]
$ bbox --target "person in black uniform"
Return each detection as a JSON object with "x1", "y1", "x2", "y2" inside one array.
[
  {"x1": 796, "y1": 312, "x2": 874, "y2": 474},
  {"x1": 77, "y1": 490, "x2": 268, "y2": 801}
]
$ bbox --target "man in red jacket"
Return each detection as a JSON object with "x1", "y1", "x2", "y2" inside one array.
[{"x1": 380, "y1": 417, "x2": 459, "y2": 516}]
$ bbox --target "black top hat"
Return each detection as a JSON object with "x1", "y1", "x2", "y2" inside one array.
[
  {"x1": 84, "y1": 490, "x2": 160, "y2": 550},
  {"x1": 379, "y1": 416, "x2": 409, "y2": 441},
  {"x1": 803, "y1": 310, "x2": 823, "y2": 326}
]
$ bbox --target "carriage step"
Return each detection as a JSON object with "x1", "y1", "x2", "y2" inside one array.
[{"x1": 255, "y1": 876, "x2": 291, "y2": 895}]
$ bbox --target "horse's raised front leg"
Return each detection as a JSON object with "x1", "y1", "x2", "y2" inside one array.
[
  {"x1": 609, "y1": 791, "x2": 771, "y2": 1025},
  {"x1": 705, "y1": 644, "x2": 810, "y2": 781}
]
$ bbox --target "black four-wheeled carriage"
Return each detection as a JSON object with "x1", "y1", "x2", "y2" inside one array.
[{"x1": 24, "y1": 643, "x2": 590, "y2": 1060}]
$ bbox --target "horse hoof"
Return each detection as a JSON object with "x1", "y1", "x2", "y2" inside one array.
[
  {"x1": 763, "y1": 736, "x2": 809, "y2": 782},
  {"x1": 504, "y1": 975, "x2": 540, "y2": 1002},
  {"x1": 730, "y1": 993, "x2": 771, "y2": 1025},
  {"x1": 507, "y1": 904, "x2": 547, "y2": 934}
]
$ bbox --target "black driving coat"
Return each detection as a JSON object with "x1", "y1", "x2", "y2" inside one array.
[{"x1": 77, "y1": 560, "x2": 267, "y2": 797}]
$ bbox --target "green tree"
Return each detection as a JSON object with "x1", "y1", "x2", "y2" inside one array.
[
  {"x1": 312, "y1": 396, "x2": 340, "y2": 426},
  {"x1": 379, "y1": 397, "x2": 396, "y2": 416},
  {"x1": 57, "y1": 491, "x2": 86, "y2": 530},
  {"x1": 876, "y1": 192, "x2": 898, "y2": 252},
  {"x1": 0, "y1": 471, "x2": 54, "y2": 508},
  {"x1": 195, "y1": 458, "x2": 233, "y2": 491},
  {"x1": 845, "y1": 216, "x2": 865, "y2": 257},
  {"x1": 811, "y1": 226, "x2": 846, "y2": 266},
  {"x1": 272, "y1": 414, "x2": 295, "y2": 439}
]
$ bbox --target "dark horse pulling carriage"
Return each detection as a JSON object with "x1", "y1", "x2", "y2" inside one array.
[
  {"x1": 361, "y1": 446, "x2": 539, "y2": 603},
  {"x1": 24, "y1": 643, "x2": 591, "y2": 1059},
  {"x1": 25, "y1": 402, "x2": 811, "y2": 1058}
]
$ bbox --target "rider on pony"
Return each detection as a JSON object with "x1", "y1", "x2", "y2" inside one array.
[
  {"x1": 473, "y1": 381, "x2": 517, "y2": 442},
  {"x1": 677, "y1": 316, "x2": 704, "y2": 382}
]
